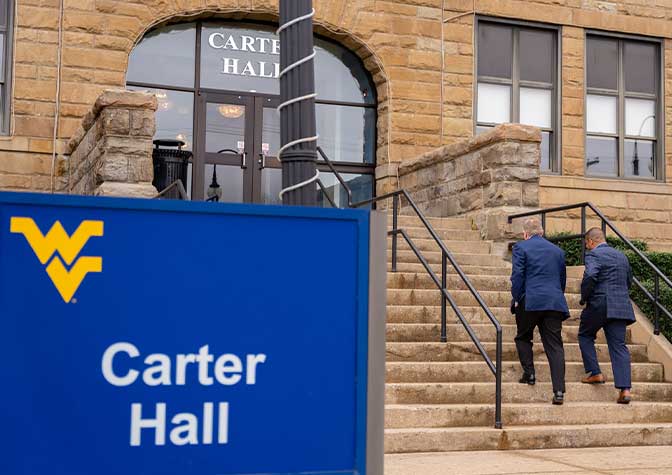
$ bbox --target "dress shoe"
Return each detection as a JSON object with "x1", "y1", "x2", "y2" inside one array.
[
  {"x1": 519, "y1": 373, "x2": 535, "y2": 385},
  {"x1": 552, "y1": 391, "x2": 564, "y2": 405},
  {"x1": 581, "y1": 373, "x2": 606, "y2": 384},
  {"x1": 618, "y1": 389, "x2": 632, "y2": 404}
]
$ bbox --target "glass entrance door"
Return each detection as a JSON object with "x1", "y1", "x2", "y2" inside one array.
[{"x1": 194, "y1": 92, "x2": 282, "y2": 204}]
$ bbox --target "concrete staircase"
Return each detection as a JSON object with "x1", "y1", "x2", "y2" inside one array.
[{"x1": 384, "y1": 215, "x2": 672, "y2": 453}]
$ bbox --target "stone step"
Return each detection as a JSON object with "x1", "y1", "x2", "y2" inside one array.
[
  {"x1": 386, "y1": 289, "x2": 583, "y2": 308},
  {"x1": 389, "y1": 237, "x2": 492, "y2": 255},
  {"x1": 394, "y1": 226, "x2": 483, "y2": 242},
  {"x1": 386, "y1": 323, "x2": 632, "y2": 344},
  {"x1": 389, "y1": 250, "x2": 507, "y2": 267},
  {"x1": 387, "y1": 215, "x2": 473, "y2": 230},
  {"x1": 386, "y1": 361, "x2": 663, "y2": 384},
  {"x1": 386, "y1": 264, "x2": 586, "y2": 280},
  {"x1": 385, "y1": 342, "x2": 648, "y2": 363},
  {"x1": 384, "y1": 422, "x2": 672, "y2": 453},
  {"x1": 388, "y1": 263, "x2": 513, "y2": 276},
  {"x1": 387, "y1": 305, "x2": 584, "y2": 324},
  {"x1": 385, "y1": 401, "x2": 672, "y2": 429},
  {"x1": 386, "y1": 273, "x2": 582, "y2": 293},
  {"x1": 385, "y1": 382, "x2": 672, "y2": 405}
]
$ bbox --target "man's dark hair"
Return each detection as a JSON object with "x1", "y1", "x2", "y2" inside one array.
[{"x1": 585, "y1": 227, "x2": 606, "y2": 243}]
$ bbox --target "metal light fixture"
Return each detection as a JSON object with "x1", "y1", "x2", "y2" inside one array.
[
  {"x1": 218, "y1": 104, "x2": 244, "y2": 119},
  {"x1": 206, "y1": 165, "x2": 223, "y2": 202}
]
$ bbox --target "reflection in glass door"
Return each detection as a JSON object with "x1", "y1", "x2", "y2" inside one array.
[
  {"x1": 195, "y1": 93, "x2": 283, "y2": 204},
  {"x1": 256, "y1": 98, "x2": 282, "y2": 205},
  {"x1": 194, "y1": 93, "x2": 253, "y2": 202}
]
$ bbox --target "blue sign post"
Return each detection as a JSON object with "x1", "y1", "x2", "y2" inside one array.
[{"x1": 0, "y1": 192, "x2": 385, "y2": 475}]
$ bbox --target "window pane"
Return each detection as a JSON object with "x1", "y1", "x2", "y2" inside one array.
[
  {"x1": 519, "y1": 29, "x2": 554, "y2": 83},
  {"x1": 586, "y1": 94, "x2": 617, "y2": 134},
  {"x1": 201, "y1": 23, "x2": 279, "y2": 94},
  {"x1": 128, "y1": 87, "x2": 194, "y2": 150},
  {"x1": 586, "y1": 136, "x2": 618, "y2": 177},
  {"x1": 625, "y1": 140, "x2": 655, "y2": 179},
  {"x1": 205, "y1": 102, "x2": 246, "y2": 154},
  {"x1": 477, "y1": 83, "x2": 510, "y2": 124},
  {"x1": 262, "y1": 106, "x2": 280, "y2": 158},
  {"x1": 541, "y1": 131, "x2": 552, "y2": 172},
  {"x1": 0, "y1": 34, "x2": 5, "y2": 81},
  {"x1": 316, "y1": 104, "x2": 374, "y2": 164},
  {"x1": 315, "y1": 38, "x2": 375, "y2": 104},
  {"x1": 477, "y1": 23, "x2": 513, "y2": 79},
  {"x1": 200, "y1": 24, "x2": 374, "y2": 103},
  {"x1": 317, "y1": 172, "x2": 373, "y2": 208},
  {"x1": 625, "y1": 98, "x2": 655, "y2": 137},
  {"x1": 624, "y1": 41, "x2": 657, "y2": 94},
  {"x1": 127, "y1": 23, "x2": 196, "y2": 88},
  {"x1": 203, "y1": 163, "x2": 244, "y2": 203},
  {"x1": 586, "y1": 37, "x2": 618, "y2": 90},
  {"x1": 520, "y1": 88, "x2": 552, "y2": 128}
]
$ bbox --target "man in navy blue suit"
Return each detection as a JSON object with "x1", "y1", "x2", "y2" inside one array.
[
  {"x1": 511, "y1": 218, "x2": 570, "y2": 405},
  {"x1": 579, "y1": 228, "x2": 635, "y2": 404}
]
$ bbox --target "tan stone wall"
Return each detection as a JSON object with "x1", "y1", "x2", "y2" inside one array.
[
  {"x1": 2, "y1": 0, "x2": 672, "y2": 247},
  {"x1": 540, "y1": 176, "x2": 672, "y2": 252},
  {"x1": 58, "y1": 89, "x2": 157, "y2": 198},
  {"x1": 393, "y1": 124, "x2": 542, "y2": 240}
]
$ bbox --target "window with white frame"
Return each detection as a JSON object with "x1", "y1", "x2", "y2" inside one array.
[
  {"x1": 476, "y1": 20, "x2": 558, "y2": 172},
  {"x1": 585, "y1": 35, "x2": 661, "y2": 180}
]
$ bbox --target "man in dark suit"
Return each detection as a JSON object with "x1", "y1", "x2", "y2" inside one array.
[
  {"x1": 579, "y1": 228, "x2": 636, "y2": 404},
  {"x1": 511, "y1": 217, "x2": 570, "y2": 405}
]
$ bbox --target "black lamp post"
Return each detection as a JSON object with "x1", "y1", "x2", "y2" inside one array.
[{"x1": 278, "y1": 0, "x2": 318, "y2": 206}]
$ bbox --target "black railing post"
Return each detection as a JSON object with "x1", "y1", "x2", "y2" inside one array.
[
  {"x1": 441, "y1": 251, "x2": 447, "y2": 343},
  {"x1": 392, "y1": 194, "x2": 399, "y2": 273},
  {"x1": 541, "y1": 213, "x2": 546, "y2": 234},
  {"x1": 601, "y1": 219, "x2": 607, "y2": 237},
  {"x1": 495, "y1": 327, "x2": 503, "y2": 429},
  {"x1": 655, "y1": 274, "x2": 661, "y2": 335},
  {"x1": 581, "y1": 206, "x2": 587, "y2": 264}
]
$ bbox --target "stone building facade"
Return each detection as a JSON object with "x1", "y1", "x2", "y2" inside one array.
[{"x1": 3, "y1": 0, "x2": 672, "y2": 247}]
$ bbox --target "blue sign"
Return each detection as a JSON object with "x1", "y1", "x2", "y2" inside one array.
[{"x1": 0, "y1": 192, "x2": 383, "y2": 475}]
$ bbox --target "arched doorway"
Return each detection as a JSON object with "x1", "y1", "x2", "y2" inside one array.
[{"x1": 126, "y1": 21, "x2": 377, "y2": 206}]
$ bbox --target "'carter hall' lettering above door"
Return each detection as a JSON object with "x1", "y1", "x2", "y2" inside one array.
[
  {"x1": 208, "y1": 32, "x2": 281, "y2": 79},
  {"x1": 201, "y1": 24, "x2": 282, "y2": 93}
]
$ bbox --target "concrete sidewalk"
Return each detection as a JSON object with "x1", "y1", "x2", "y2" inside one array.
[{"x1": 385, "y1": 446, "x2": 672, "y2": 474}]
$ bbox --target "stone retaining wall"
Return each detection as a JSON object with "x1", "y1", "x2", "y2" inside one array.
[
  {"x1": 377, "y1": 124, "x2": 542, "y2": 241},
  {"x1": 57, "y1": 89, "x2": 157, "y2": 197}
]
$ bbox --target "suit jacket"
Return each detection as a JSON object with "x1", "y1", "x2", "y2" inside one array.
[
  {"x1": 580, "y1": 243, "x2": 636, "y2": 323},
  {"x1": 510, "y1": 235, "x2": 570, "y2": 318}
]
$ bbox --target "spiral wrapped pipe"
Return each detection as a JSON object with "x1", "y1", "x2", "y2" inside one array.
[{"x1": 276, "y1": 5, "x2": 320, "y2": 204}]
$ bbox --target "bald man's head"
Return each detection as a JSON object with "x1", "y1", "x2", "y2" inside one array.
[{"x1": 585, "y1": 227, "x2": 606, "y2": 250}]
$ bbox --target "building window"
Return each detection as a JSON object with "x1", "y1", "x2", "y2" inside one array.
[
  {"x1": 585, "y1": 35, "x2": 661, "y2": 180},
  {"x1": 0, "y1": 0, "x2": 13, "y2": 134},
  {"x1": 476, "y1": 20, "x2": 558, "y2": 172},
  {"x1": 126, "y1": 22, "x2": 376, "y2": 206}
]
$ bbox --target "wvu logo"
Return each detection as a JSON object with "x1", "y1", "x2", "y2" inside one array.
[{"x1": 10, "y1": 217, "x2": 103, "y2": 303}]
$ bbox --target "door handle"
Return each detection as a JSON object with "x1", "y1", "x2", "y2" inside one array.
[
  {"x1": 241, "y1": 152, "x2": 247, "y2": 169},
  {"x1": 258, "y1": 153, "x2": 266, "y2": 170}
]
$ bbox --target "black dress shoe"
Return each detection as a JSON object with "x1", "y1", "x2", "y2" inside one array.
[
  {"x1": 552, "y1": 391, "x2": 564, "y2": 405},
  {"x1": 519, "y1": 373, "x2": 536, "y2": 385}
]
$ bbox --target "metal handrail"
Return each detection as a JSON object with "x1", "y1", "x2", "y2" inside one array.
[
  {"x1": 317, "y1": 147, "x2": 503, "y2": 429},
  {"x1": 153, "y1": 180, "x2": 188, "y2": 200},
  {"x1": 509, "y1": 202, "x2": 672, "y2": 335}
]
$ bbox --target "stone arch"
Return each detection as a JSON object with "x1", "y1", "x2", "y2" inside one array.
[{"x1": 122, "y1": 1, "x2": 391, "y2": 166}]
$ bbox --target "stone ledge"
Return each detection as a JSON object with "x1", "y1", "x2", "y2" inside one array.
[
  {"x1": 65, "y1": 89, "x2": 157, "y2": 156},
  {"x1": 399, "y1": 124, "x2": 542, "y2": 176}
]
